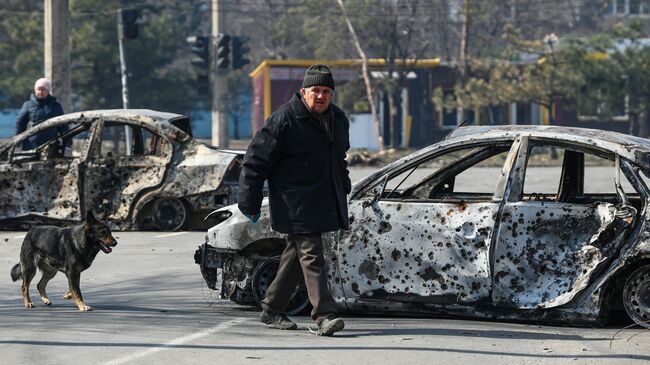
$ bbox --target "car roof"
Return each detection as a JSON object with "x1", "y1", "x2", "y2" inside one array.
[
  {"x1": 46, "y1": 109, "x2": 193, "y2": 136},
  {"x1": 50, "y1": 109, "x2": 184, "y2": 122},
  {"x1": 444, "y1": 125, "x2": 650, "y2": 165},
  {"x1": 351, "y1": 125, "x2": 650, "y2": 197},
  {"x1": 448, "y1": 125, "x2": 650, "y2": 151}
]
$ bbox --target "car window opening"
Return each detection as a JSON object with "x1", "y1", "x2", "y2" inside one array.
[
  {"x1": 522, "y1": 144, "x2": 640, "y2": 209},
  {"x1": 100, "y1": 122, "x2": 165, "y2": 158},
  {"x1": 375, "y1": 143, "x2": 513, "y2": 202}
]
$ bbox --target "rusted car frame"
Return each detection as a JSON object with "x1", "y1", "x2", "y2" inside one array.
[
  {"x1": 0, "y1": 109, "x2": 242, "y2": 231},
  {"x1": 195, "y1": 126, "x2": 650, "y2": 327}
]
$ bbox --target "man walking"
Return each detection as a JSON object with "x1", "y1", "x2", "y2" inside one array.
[{"x1": 238, "y1": 64, "x2": 351, "y2": 336}]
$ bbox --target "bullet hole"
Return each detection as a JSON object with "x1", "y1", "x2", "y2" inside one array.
[
  {"x1": 457, "y1": 202, "x2": 467, "y2": 212},
  {"x1": 419, "y1": 266, "x2": 443, "y2": 283},
  {"x1": 495, "y1": 271, "x2": 508, "y2": 280},
  {"x1": 378, "y1": 221, "x2": 392, "y2": 234},
  {"x1": 359, "y1": 260, "x2": 379, "y2": 280},
  {"x1": 391, "y1": 249, "x2": 401, "y2": 261}
]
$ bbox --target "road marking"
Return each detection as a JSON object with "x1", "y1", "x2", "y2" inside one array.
[
  {"x1": 14, "y1": 234, "x2": 26, "y2": 239},
  {"x1": 105, "y1": 317, "x2": 246, "y2": 365},
  {"x1": 152, "y1": 232, "x2": 188, "y2": 238}
]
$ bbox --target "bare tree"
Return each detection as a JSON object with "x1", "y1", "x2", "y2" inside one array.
[{"x1": 336, "y1": 0, "x2": 384, "y2": 151}]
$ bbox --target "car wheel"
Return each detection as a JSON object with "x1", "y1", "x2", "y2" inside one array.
[
  {"x1": 151, "y1": 198, "x2": 188, "y2": 231},
  {"x1": 623, "y1": 264, "x2": 650, "y2": 328},
  {"x1": 251, "y1": 257, "x2": 310, "y2": 316}
]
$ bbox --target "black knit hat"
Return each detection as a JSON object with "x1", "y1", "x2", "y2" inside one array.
[{"x1": 301, "y1": 64, "x2": 335, "y2": 90}]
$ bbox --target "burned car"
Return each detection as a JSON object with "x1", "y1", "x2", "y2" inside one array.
[
  {"x1": 195, "y1": 125, "x2": 650, "y2": 328},
  {"x1": 0, "y1": 109, "x2": 243, "y2": 231}
]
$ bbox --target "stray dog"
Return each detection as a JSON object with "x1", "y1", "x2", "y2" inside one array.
[{"x1": 10, "y1": 211, "x2": 118, "y2": 311}]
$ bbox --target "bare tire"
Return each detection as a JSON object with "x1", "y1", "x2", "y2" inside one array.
[
  {"x1": 623, "y1": 264, "x2": 650, "y2": 328},
  {"x1": 251, "y1": 257, "x2": 310, "y2": 316},
  {"x1": 151, "y1": 198, "x2": 188, "y2": 231}
]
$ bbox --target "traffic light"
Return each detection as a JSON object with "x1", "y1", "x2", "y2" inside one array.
[
  {"x1": 118, "y1": 8, "x2": 139, "y2": 40},
  {"x1": 230, "y1": 36, "x2": 250, "y2": 70},
  {"x1": 186, "y1": 35, "x2": 209, "y2": 69},
  {"x1": 215, "y1": 33, "x2": 231, "y2": 70},
  {"x1": 187, "y1": 35, "x2": 210, "y2": 94}
]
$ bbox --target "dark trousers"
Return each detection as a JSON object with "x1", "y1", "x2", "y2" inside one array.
[{"x1": 261, "y1": 233, "x2": 337, "y2": 322}]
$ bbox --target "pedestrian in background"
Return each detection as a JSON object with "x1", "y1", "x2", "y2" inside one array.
[
  {"x1": 15, "y1": 77, "x2": 65, "y2": 150},
  {"x1": 238, "y1": 64, "x2": 351, "y2": 336}
]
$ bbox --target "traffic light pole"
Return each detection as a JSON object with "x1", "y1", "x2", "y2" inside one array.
[
  {"x1": 117, "y1": 8, "x2": 132, "y2": 155},
  {"x1": 117, "y1": 26, "x2": 129, "y2": 109},
  {"x1": 211, "y1": 0, "x2": 229, "y2": 147},
  {"x1": 44, "y1": 0, "x2": 71, "y2": 113}
]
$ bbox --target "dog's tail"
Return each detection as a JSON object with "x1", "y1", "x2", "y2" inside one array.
[{"x1": 10, "y1": 264, "x2": 21, "y2": 282}]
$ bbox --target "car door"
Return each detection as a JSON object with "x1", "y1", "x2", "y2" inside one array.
[
  {"x1": 337, "y1": 140, "x2": 517, "y2": 306},
  {"x1": 0, "y1": 121, "x2": 92, "y2": 222},
  {"x1": 83, "y1": 120, "x2": 173, "y2": 221},
  {"x1": 491, "y1": 137, "x2": 638, "y2": 309}
]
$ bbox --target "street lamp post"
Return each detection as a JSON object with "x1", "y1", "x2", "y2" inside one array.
[
  {"x1": 543, "y1": 33, "x2": 560, "y2": 126},
  {"x1": 543, "y1": 33, "x2": 560, "y2": 159}
]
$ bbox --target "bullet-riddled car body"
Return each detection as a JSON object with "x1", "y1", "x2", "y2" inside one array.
[
  {"x1": 195, "y1": 125, "x2": 650, "y2": 327},
  {"x1": 0, "y1": 109, "x2": 243, "y2": 231}
]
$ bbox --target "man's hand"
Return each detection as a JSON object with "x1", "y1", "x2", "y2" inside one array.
[{"x1": 244, "y1": 212, "x2": 261, "y2": 223}]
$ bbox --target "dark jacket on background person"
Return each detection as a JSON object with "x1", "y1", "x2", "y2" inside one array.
[
  {"x1": 238, "y1": 93, "x2": 351, "y2": 234},
  {"x1": 15, "y1": 94, "x2": 65, "y2": 150}
]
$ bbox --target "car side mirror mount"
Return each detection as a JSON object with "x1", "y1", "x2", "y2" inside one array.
[
  {"x1": 615, "y1": 155, "x2": 630, "y2": 206},
  {"x1": 363, "y1": 175, "x2": 388, "y2": 208}
]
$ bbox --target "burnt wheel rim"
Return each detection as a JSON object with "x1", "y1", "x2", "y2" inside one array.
[
  {"x1": 251, "y1": 258, "x2": 310, "y2": 316},
  {"x1": 623, "y1": 265, "x2": 650, "y2": 329},
  {"x1": 152, "y1": 198, "x2": 187, "y2": 231}
]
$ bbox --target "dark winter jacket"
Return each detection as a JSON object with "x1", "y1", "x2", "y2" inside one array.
[
  {"x1": 15, "y1": 94, "x2": 65, "y2": 150},
  {"x1": 238, "y1": 93, "x2": 351, "y2": 234}
]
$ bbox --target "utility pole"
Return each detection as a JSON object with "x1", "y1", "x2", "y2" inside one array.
[
  {"x1": 117, "y1": 8, "x2": 139, "y2": 155},
  {"x1": 457, "y1": 0, "x2": 470, "y2": 124},
  {"x1": 117, "y1": 9, "x2": 130, "y2": 109},
  {"x1": 44, "y1": 0, "x2": 71, "y2": 113},
  {"x1": 212, "y1": 0, "x2": 229, "y2": 147}
]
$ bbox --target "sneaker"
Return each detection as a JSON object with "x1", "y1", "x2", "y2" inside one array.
[
  {"x1": 260, "y1": 311, "x2": 297, "y2": 330},
  {"x1": 316, "y1": 315, "x2": 345, "y2": 336}
]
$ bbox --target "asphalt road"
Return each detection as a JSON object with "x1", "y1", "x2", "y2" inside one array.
[{"x1": 0, "y1": 231, "x2": 648, "y2": 365}]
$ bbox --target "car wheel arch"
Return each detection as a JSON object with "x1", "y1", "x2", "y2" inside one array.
[
  {"x1": 133, "y1": 193, "x2": 191, "y2": 231},
  {"x1": 601, "y1": 256, "x2": 650, "y2": 324},
  {"x1": 240, "y1": 237, "x2": 287, "y2": 257}
]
